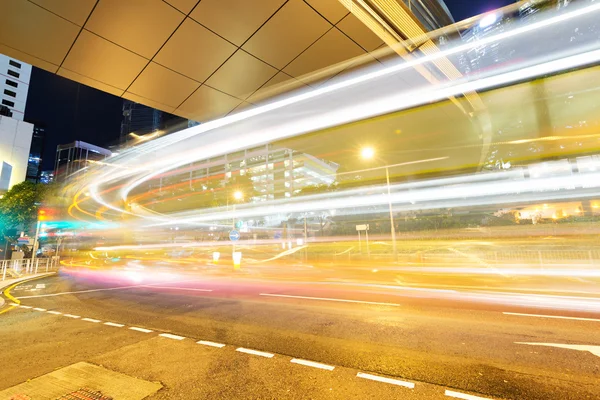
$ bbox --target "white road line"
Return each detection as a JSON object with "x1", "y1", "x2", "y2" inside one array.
[
  {"x1": 9, "y1": 303, "x2": 19, "y2": 306},
  {"x1": 159, "y1": 333, "x2": 186, "y2": 340},
  {"x1": 47, "y1": 311, "x2": 62, "y2": 315},
  {"x1": 19, "y1": 305, "x2": 32, "y2": 309},
  {"x1": 236, "y1": 348, "x2": 274, "y2": 358},
  {"x1": 197, "y1": 340, "x2": 226, "y2": 348},
  {"x1": 33, "y1": 307, "x2": 47, "y2": 311},
  {"x1": 143, "y1": 285, "x2": 213, "y2": 292},
  {"x1": 356, "y1": 372, "x2": 414, "y2": 388},
  {"x1": 129, "y1": 327, "x2": 153, "y2": 333},
  {"x1": 16, "y1": 284, "x2": 144, "y2": 299},
  {"x1": 104, "y1": 322, "x2": 124, "y2": 327},
  {"x1": 290, "y1": 358, "x2": 334, "y2": 371},
  {"x1": 63, "y1": 314, "x2": 80, "y2": 318},
  {"x1": 445, "y1": 389, "x2": 492, "y2": 400},
  {"x1": 503, "y1": 312, "x2": 600, "y2": 322},
  {"x1": 259, "y1": 293, "x2": 401, "y2": 307},
  {"x1": 82, "y1": 318, "x2": 101, "y2": 323}
]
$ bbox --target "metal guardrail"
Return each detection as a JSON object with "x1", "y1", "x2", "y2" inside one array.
[{"x1": 1, "y1": 257, "x2": 60, "y2": 280}]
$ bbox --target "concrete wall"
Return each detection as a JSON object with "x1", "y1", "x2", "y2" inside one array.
[
  {"x1": 0, "y1": 54, "x2": 31, "y2": 121},
  {"x1": 0, "y1": 115, "x2": 33, "y2": 190}
]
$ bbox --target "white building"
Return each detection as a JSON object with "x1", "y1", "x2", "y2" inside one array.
[
  {"x1": 0, "y1": 54, "x2": 31, "y2": 121},
  {"x1": 0, "y1": 115, "x2": 34, "y2": 191}
]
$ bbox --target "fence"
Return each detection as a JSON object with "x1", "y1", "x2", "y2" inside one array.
[{"x1": 1, "y1": 257, "x2": 61, "y2": 281}]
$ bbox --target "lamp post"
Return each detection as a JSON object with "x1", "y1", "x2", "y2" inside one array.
[
  {"x1": 361, "y1": 147, "x2": 397, "y2": 261},
  {"x1": 231, "y1": 190, "x2": 243, "y2": 268}
]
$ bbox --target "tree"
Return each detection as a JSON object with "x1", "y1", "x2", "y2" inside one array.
[{"x1": 0, "y1": 181, "x2": 46, "y2": 237}]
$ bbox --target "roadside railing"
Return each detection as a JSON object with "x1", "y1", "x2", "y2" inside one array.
[{"x1": 1, "y1": 256, "x2": 61, "y2": 281}]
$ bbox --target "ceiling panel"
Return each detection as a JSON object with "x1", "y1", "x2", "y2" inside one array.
[
  {"x1": 191, "y1": 0, "x2": 285, "y2": 46},
  {"x1": 85, "y1": 0, "x2": 184, "y2": 59},
  {"x1": 337, "y1": 14, "x2": 384, "y2": 52},
  {"x1": 242, "y1": 0, "x2": 330, "y2": 69},
  {"x1": 128, "y1": 62, "x2": 199, "y2": 109},
  {"x1": 29, "y1": 0, "x2": 96, "y2": 26},
  {"x1": 164, "y1": 0, "x2": 200, "y2": 14},
  {"x1": 304, "y1": 0, "x2": 348, "y2": 25},
  {"x1": 0, "y1": 43, "x2": 58, "y2": 73},
  {"x1": 283, "y1": 28, "x2": 364, "y2": 80},
  {"x1": 122, "y1": 91, "x2": 176, "y2": 114},
  {"x1": 58, "y1": 67, "x2": 124, "y2": 97},
  {"x1": 61, "y1": 30, "x2": 147, "y2": 90},
  {"x1": 206, "y1": 50, "x2": 277, "y2": 100},
  {"x1": 247, "y1": 71, "x2": 306, "y2": 104},
  {"x1": 154, "y1": 18, "x2": 236, "y2": 83},
  {"x1": 177, "y1": 85, "x2": 241, "y2": 122},
  {"x1": 0, "y1": 0, "x2": 79, "y2": 65}
]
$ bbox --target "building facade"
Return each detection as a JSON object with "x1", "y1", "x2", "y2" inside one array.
[
  {"x1": 25, "y1": 122, "x2": 45, "y2": 182},
  {"x1": 0, "y1": 54, "x2": 31, "y2": 121},
  {"x1": 54, "y1": 141, "x2": 112, "y2": 182},
  {"x1": 0, "y1": 115, "x2": 33, "y2": 191}
]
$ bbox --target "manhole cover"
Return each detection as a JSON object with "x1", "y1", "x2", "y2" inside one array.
[{"x1": 55, "y1": 387, "x2": 113, "y2": 400}]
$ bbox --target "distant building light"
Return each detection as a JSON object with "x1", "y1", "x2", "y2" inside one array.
[{"x1": 479, "y1": 13, "x2": 498, "y2": 28}]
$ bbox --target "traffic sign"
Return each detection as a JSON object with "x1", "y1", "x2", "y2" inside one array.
[
  {"x1": 235, "y1": 220, "x2": 243, "y2": 229},
  {"x1": 229, "y1": 230, "x2": 240, "y2": 241}
]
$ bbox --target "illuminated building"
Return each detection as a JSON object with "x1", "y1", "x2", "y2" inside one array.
[
  {"x1": 40, "y1": 170, "x2": 54, "y2": 184},
  {"x1": 164, "y1": 144, "x2": 338, "y2": 202},
  {"x1": 0, "y1": 54, "x2": 31, "y2": 121},
  {"x1": 25, "y1": 122, "x2": 45, "y2": 182},
  {"x1": 54, "y1": 141, "x2": 112, "y2": 182}
]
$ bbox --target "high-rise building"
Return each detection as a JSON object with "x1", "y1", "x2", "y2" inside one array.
[
  {"x1": 120, "y1": 100, "x2": 162, "y2": 141},
  {"x1": 401, "y1": 0, "x2": 455, "y2": 30},
  {"x1": 54, "y1": 141, "x2": 112, "y2": 182},
  {"x1": 0, "y1": 54, "x2": 31, "y2": 121},
  {"x1": 0, "y1": 115, "x2": 34, "y2": 192},
  {"x1": 25, "y1": 122, "x2": 46, "y2": 182}
]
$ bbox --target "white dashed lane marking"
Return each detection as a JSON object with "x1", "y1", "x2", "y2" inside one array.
[
  {"x1": 356, "y1": 372, "x2": 415, "y2": 389},
  {"x1": 259, "y1": 293, "x2": 401, "y2": 307},
  {"x1": 159, "y1": 333, "x2": 186, "y2": 340},
  {"x1": 503, "y1": 311, "x2": 600, "y2": 322},
  {"x1": 33, "y1": 307, "x2": 46, "y2": 311},
  {"x1": 47, "y1": 310, "x2": 62, "y2": 315},
  {"x1": 129, "y1": 327, "x2": 153, "y2": 333},
  {"x1": 290, "y1": 358, "x2": 334, "y2": 371},
  {"x1": 197, "y1": 340, "x2": 226, "y2": 348},
  {"x1": 9, "y1": 303, "x2": 19, "y2": 307},
  {"x1": 63, "y1": 314, "x2": 80, "y2": 318},
  {"x1": 236, "y1": 348, "x2": 274, "y2": 358},
  {"x1": 19, "y1": 305, "x2": 32, "y2": 309},
  {"x1": 445, "y1": 389, "x2": 493, "y2": 400},
  {"x1": 82, "y1": 318, "x2": 101, "y2": 323},
  {"x1": 104, "y1": 322, "x2": 124, "y2": 327}
]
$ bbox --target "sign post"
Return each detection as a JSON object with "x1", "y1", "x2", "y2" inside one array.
[{"x1": 356, "y1": 224, "x2": 370, "y2": 258}]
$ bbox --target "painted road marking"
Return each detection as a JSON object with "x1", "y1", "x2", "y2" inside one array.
[
  {"x1": 82, "y1": 318, "x2": 101, "y2": 323},
  {"x1": 33, "y1": 307, "x2": 46, "y2": 311},
  {"x1": 516, "y1": 342, "x2": 600, "y2": 357},
  {"x1": 159, "y1": 333, "x2": 186, "y2": 340},
  {"x1": 63, "y1": 314, "x2": 80, "y2": 318},
  {"x1": 259, "y1": 293, "x2": 401, "y2": 307},
  {"x1": 143, "y1": 285, "x2": 213, "y2": 292},
  {"x1": 445, "y1": 390, "x2": 492, "y2": 400},
  {"x1": 197, "y1": 340, "x2": 226, "y2": 348},
  {"x1": 16, "y1": 284, "x2": 144, "y2": 299},
  {"x1": 19, "y1": 305, "x2": 32, "y2": 309},
  {"x1": 35, "y1": 284, "x2": 45, "y2": 289},
  {"x1": 104, "y1": 322, "x2": 124, "y2": 327},
  {"x1": 129, "y1": 327, "x2": 153, "y2": 333},
  {"x1": 47, "y1": 310, "x2": 62, "y2": 315},
  {"x1": 290, "y1": 358, "x2": 334, "y2": 371},
  {"x1": 9, "y1": 303, "x2": 19, "y2": 306},
  {"x1": 503, "y1": 312, "x2": 600, "y2": 322},
  {"x1": 356, "y1": 372, "x2": 414, "y2": 388},
  {"x1": 236, "y1": 348, "x2": 274, "y2": 358}
]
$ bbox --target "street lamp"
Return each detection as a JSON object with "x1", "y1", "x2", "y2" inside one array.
[
  {"x1": 360, "y1": 147, "x2": 397, "y2": 261},
  {"x1": 233, "y1": 190, "x2": 243, "y2": 201}
]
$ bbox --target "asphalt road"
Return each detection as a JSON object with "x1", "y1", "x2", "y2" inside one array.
[{"x1": 1, "y1": 268, "x2": 599, "y2": 399}]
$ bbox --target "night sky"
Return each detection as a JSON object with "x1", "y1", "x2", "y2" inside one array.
[{"x1": 22, "y1": 0, "x2": 513, "y2": 171}]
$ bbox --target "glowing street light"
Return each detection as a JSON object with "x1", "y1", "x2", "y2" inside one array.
[
  {"x1": 233, "y1": 190, "x2": 244, "y2": 200},
  {"x1": 360, "y1": 147, "x2": 397, "y2": 261}
]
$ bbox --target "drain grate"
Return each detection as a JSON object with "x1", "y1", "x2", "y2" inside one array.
[{"x1": 55, "y1": 387, "x2": 113, "y2": 400}]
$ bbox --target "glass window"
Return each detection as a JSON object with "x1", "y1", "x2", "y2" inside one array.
[
  {"x1": 1, "y1": 99, "x2": 15, "y2": 107},
  {"x1": 5, "y1": 79, "x2": 18, "y2": 88},
  {"x1": 3, "y1": 89, "x2": 16, "y2": 98},
  {"x1": 8, "y1": 60, "x2": 21, "y2": 69},
  {"x1": 7, "y1": 70, "x2": 19, "y2": 78}
]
